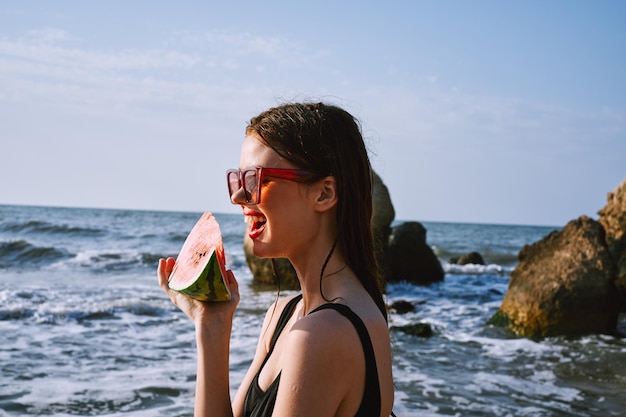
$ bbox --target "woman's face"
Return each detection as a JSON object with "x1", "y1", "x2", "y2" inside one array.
[{"x1": 233, "y1": 134, "x2": 316, "y2": 259}]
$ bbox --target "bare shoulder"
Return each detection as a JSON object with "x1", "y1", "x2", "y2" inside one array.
[
  {"x1": 284, "y1": 302, "x2": 389, "y2": 378},
  {"x1": 288, "y1": 300, "x2": 391, "y2": 347},
  {"x1": 274, "y1": 307, "x2": 364, "y2": 416},
  {"x1": 274, "y1": 302, "x2": 393, "y2": 417}
]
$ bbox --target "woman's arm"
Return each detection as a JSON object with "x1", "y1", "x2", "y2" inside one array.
[
  {"x1": 195, "y1": 317, "x2": 234, "y2": 417},
  {"x1": 158, "y1": 257, "x2": 240, "y2": 417}
]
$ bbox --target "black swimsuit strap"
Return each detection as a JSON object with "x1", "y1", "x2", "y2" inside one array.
[
  {"x1": 243, "y1": 294, "x2": 303, "y2": 417},
  {"x1": 262, "y1": 294, "x2": 303, "y2": 368},
  {"x1": 309, "y1": 303, "x2": 382, "y2": 417}
]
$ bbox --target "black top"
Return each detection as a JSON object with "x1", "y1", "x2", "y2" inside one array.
[{"x1": 243, "y1": 294, "x2": 381, "y2": 417}]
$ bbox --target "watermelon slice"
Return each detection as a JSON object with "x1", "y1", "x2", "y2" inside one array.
[{"x1": 168, "y1": 212, "x2": 231, "y2": 301}]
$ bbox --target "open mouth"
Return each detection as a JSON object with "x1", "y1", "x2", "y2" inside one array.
[{"x1": 246, "y1": 213, "x2": 267, "y2": 239}]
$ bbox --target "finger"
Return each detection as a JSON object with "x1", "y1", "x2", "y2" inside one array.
[
  {"x1": 226, "y1": 270, "x2": 240, "y2": 303},
  {"x1": 157, "y1": 257, "x2": 176, "y2": 289},
  {"x1": 226, "y1": 270, "x2": 237, "y2": 289},
  {"x1": 157, "y1": 258, "x2": 167, "y2": 287},
  {"x1": 166, "y1": 257, "x2": 176, "y2": 268}
]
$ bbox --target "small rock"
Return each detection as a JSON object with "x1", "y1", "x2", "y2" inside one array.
[
  {"x1": 392, "y1": 323, "x2": 433, "y2": 337},
  {"x1": 388, "y1": 300, "x2": 416, "y2": 314}
]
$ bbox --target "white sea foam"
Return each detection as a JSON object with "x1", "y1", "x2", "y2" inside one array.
[
  {"x1": 443, "y1": 262, "x2": 513, "y2": 275},
  {"x1": 473, "y1": 371, "x2": 582, "y2": 405}
]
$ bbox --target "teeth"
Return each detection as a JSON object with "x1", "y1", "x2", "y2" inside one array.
[{"x1": 245, "y1": 215, "x2": 266, "y2": 224}]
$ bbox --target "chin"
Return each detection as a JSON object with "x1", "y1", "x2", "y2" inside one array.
[
  {"x1": 251, "y1": 240, "x2": 274, "y2": 259},
  {"x1": 253, "y1": 240, "x2": 290, "y2": 261}
]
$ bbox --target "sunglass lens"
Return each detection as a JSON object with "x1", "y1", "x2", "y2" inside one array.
[
  {"x1": 243, "y1": 170, "x2": 258, "y2": 202},
  {"x1": 227, "y1": 172, "x2": 240, "y2": 196}
]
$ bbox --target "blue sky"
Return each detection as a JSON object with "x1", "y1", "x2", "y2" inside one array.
[{"x1": 1, "y1": 1, "x2": 624, "y2": 226}]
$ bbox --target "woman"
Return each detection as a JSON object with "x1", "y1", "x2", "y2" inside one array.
[{"x1": 158, "y1": 102, "x2": 394, "y2": 417}]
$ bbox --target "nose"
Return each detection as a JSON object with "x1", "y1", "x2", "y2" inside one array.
[{"x1": 230, "y1": 185, "x2": 249, "y2": 205}]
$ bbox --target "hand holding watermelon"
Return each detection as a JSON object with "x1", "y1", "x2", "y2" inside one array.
[
  {"x1": 157, "y1": 212, "x2": 240, "y2": 323},
  {"x1": 157, "y1": 256, "x2": 239, "y2": 325}
]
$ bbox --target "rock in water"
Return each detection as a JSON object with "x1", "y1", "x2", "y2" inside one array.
[
  {"x1": 387, "y1": 221, "x2": 444, "y2": 284},
  {"x1": 450, "y1": 251, "x2": 486, "y2": 265},
  {"x1": 598, "y1": 177, "x2": 626, "y2": 310},
  {"x1": 491, "y1": 216, "x2": 619, "y2": 338}
]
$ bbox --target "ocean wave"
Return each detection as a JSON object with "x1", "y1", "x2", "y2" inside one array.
[
  {"x1": 10, "y1": 385, "x2": 187, "y2": 416},
  {"x1": 168, "y1": 232, "x2": 189, "y2": 243},
  {"x1": 0, "y1": 220, "x2": 105, "y2": 237},
  {"x1": 49, "y1": 249, "x2": 171, "y2": 273},
  {"x1": 443, "y1": 262, "x2": 514, "y2": 275},
  {"x1": 0, "y1": 288, "x2": 170, "y2": 324},
  {"x1": 433, "y1": 247, "x2": 519, "y2": 268},
  {"x1": 0, "y1": 239, "x2": 71, "y2": 269}
]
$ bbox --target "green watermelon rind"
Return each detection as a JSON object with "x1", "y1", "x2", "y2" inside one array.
[
  {"x1": 169, "y1": 250, "x2": 231, "y2": 301},
  {"x1": 167, "y1": 212, "x2": 231, "y2": 302}
]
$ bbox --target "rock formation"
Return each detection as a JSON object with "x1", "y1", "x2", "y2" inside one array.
[
  {"x1": 490, "y1": 215, "x2": 621, "y2": 338},
  {"x1": 490, "y1": 177, "x2": 626, "y2": 338},
  {"x1": 598, "y1": 178, "x2": 626, "y2": 310},
  {"x1": 388, "y1": 299, "x2": 416, "y2": 314},
  {"x1": 391, "y1": 322, "x2": 434, "y2": 337},
  {"x1": 450, "y1": 251, "x2": 486, "y2": 265},
  {"x1": 372, "y1": 171, "x2": 395, "y2": 281},
  {"x1": 387, "y1": 221, "x2": 444, "y2": 284}
]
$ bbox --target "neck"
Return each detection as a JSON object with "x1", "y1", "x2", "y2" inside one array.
[{"x1": 290, "y1": 240, "x2": 353, "y2": 315}]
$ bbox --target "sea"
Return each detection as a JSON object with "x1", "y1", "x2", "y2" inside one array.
[{"x1": 1, "y1": 204, "x2": 624, "y2": 417}]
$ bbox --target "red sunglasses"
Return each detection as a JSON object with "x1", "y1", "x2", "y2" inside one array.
[{"x1": 226, "y1": 167, "x2": 313, "y2": 204}]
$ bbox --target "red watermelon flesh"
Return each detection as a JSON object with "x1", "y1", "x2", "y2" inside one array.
[{"x1": 168, "y1": 212, "x2": 230, "y2": 301}]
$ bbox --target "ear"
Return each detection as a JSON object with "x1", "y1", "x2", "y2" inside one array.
[{"x1": 313, "y1": 176, "x2": 338, "y2": 212}]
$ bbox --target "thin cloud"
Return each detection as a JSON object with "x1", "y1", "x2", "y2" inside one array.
[
  {"x1": 0, "y1": 8, "x2": 24, "y2": 17},
  {"x1": 0, "y1": 27, "x2": 338, "y2": 119},
  {"x1": 24, "y1": 27, "x2": 81, "y2": 44},
  {"x1": 2, "y1": 26, "x2": 623, "y2": 159},
  {"x1": 173, "y1": 29, "x2": 329, "y2": 69},
  {"x1": 0, "y1": 38, "x2": 201, "y2": 70},
  {"x1": 358, "y1": 84, "x2": 626, "y2": 157}
]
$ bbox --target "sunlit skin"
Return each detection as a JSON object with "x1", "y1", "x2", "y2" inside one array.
[{"x1": 158, "y1": 133, "x2": 393, "y2": 417}]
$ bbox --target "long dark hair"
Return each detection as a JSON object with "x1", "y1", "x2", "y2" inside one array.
[{"x1": 247, "y1": 102, "x2": 387, "y2": 320}]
